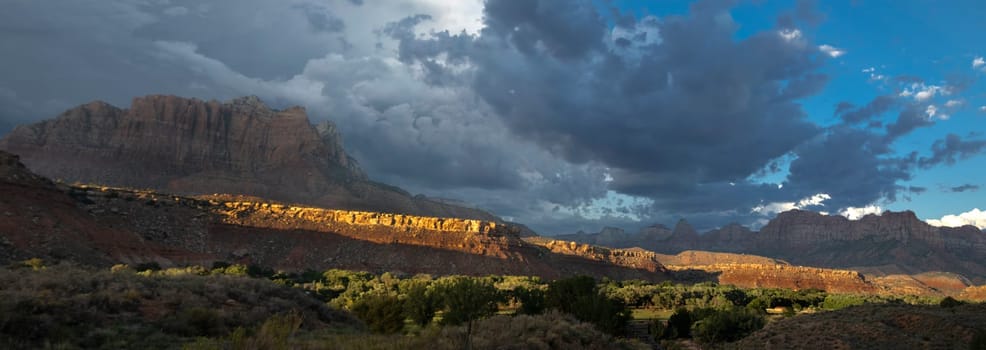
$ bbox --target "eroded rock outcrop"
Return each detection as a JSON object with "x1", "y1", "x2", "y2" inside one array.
[
  {"x1": 0, "y1": 95, "x2": 495, "y2": 221},
  {"x1": 0, "y1": 154, "x2": 668, "y2": 280},
  {"x1": 218, "y1": 202, "x2": 507, "y2": 235}
]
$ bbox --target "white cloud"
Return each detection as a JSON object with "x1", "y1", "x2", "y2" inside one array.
[
  {"x1": 752, "y1": 193, "x2": 830, "y2": 215},
  {"x1": 412, "y1": 0, "x2": 483, "y2": 35},
  {"x1": 839, "y1": 205, "x2": 883, "y2": 220},
  {"x1": 818, "y1": 44, "x2": 845, "y2": 58},
  {"x1": 778, "y1": 28, "x2": 802, "y2": 41},
  {"x1": 944, "y1": 99, "x2": 963, "y2": 108},
  {"x1": 925, "y1": 104, "x2": 937, "y2": 118},
  {"x1": 980, "y1": 106, "x2": 986, "y2": 113},
  {"x1": 973, "y1": 56, "x2": 985, "y2": 69},
  {"x1": 926, "y1": 208, "x2": 986, "y2": 229},
  {"x1": 925, "y1": 104, "x2": 948, "y2": 120},
  {"x1": 862, "y1": 67, "x2": 876, "y2": 73},
  {"x1": 899, "y1": 83, "x2": 949, "y2": 102},
  {"x1": 797, "y1": 193, "x2": 832, "y2": 207}
]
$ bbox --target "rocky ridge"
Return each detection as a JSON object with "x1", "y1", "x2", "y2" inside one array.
[
  {"x1": 0, "y1": 95, "x2": 494, "y2": 221},
  {"x1": 0, "y1": 149, "x2": 667, "y2": 280},
  {"x1": 4, "y1": 150, "x2": 985, "y2": 298},
  {"x1": 557, "y1": 209, "x2": 986, "y2": 283}
]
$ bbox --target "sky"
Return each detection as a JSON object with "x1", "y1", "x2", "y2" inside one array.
[{"x1": 0, "y1": 0, "x2": 984, "y2": 234}]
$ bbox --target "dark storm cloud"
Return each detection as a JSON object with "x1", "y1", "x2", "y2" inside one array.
[
  {"x1": 296, "y1": 4, "x2": 346, "y2": 33},
  {"x1": 482, "y1": 0, "x2": 605, "y2": 59},
  {"x1": 776, "y1": 0, "x2": 826, "y2": 28},
  {"x1": 885, "y1": 106, "x2": 934, "y2": 142},
  {"x1": 3, "y1": 0, "x2": 978, "y2": 234},
  {"x1": 385, "y1": 0, "x2": 834, "y2": 220},
  {"x1": 391, "y1": 0, "x2": 826, "y2": 194},
  {"x1": 949, "y1": 184, "x2": 979, "y2": 193},
  {"x1": 919, "y1": 134, "x2": 986, "y2": 168},
  {"x1": 838, "y1": 95, "x2": 896, "y2": 124},
  {"x1": 786, "y1": 126, "x2": 910, "y2": 209},
  {"x1": 134, "y1": 0, "x2": 348, "y2": 80}
]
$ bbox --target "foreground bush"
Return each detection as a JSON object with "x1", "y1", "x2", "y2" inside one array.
[
  {"x1": 0, "y1": 265, "x2": 361, "y2": 349},
  {"x1": 546, "y1": 275, "x2": 631, "y2": 335},
  {"x1": 691, "y1": 307, "x2": 765, "y2": 343},
  {"x1": 419, "y1": 311, "x2": 648, "y2": 350}
]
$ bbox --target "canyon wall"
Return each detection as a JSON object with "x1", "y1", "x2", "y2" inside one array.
[{"x1": 0, "y1": 95, "x2": 496, "y2": 221}]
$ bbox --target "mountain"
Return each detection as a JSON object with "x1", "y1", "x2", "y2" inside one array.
[
  {"x1": 5, "y1": 149, "x2": 984, "y2": 298},
  {"x1": 0, "y1": 151, "x2": 194, "y2": 265},
  {"x1": 0, "y1": 149, "x2": 666, "y2": 280},
  {"x1": 557, "y1": 209, "x2": 986, "y2": 283},
  {"x1": 0, "y1": 95, "x2": 494, "y2": 220}
]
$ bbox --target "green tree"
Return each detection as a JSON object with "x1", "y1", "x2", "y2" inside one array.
[
  {"x1": 350, "y1": 293, "x2": 406, "y2": 334},
  {"x1": 691, "y1": 307, "x2": 766, "y2": 343},
  {"x1": 939, "y1": 296, "x2": 964, "y2": 308},
  {"x1": 513, "y1": 286, "x2": 546, "y2": 315},
  {"x1": 437, "y1": 277, "x2": 501, "y2": 350},
  {"x1": 402, "y1": 281, "x2": 437, "y2": 327},
  {"x1": 545, "y1": 276, "x2": 631, "y2": 336},
  {"x1": 664, "y1": 308, "x2": 692, "y2": 339}
]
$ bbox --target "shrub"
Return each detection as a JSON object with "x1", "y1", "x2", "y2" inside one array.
[
  {"x1": 940, "y1": 296, "x2": 964, "y2": 308},
  {"x1": 403, "y1": 281, "x2": 438, "y2": 327},
  {"x1": 513, "y1": 286, "x2": 546, "y2": 315},
  {"x1": 691, "y1": 307, "x2": 766, "y2": 343},
  {"x1": 423, "y1": 311, "x2": 649, "y2": 350},
  {"x1": 437, "y1": 277, "x2": 501, "y2": 327},
  {"x1": 822, "y1": 294, "x2": 866, "y2": 310},
  {"x1": 351, "y1": 293, "x2": 406, "y2": 334},
  {"x1": 664, "y1": 308, "x2": 692, "y2": 339},
  {"x1": 546, "y1": 276, "x2": 630, "y2": 336}
]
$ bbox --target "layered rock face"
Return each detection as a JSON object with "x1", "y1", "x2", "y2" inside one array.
[
  {"x1": 559, "y1": 209, "x2": 986, "y2": 283},
  {"x1": 0, "y1": 151, "x2": 668, "y2": 280},
  {"x1": 0, "y1": 95, "x2": 494, "y2": 220}
]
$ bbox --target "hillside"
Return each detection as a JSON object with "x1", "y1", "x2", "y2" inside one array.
[
  {"x1": 558, "y1": 210, "x2": 986, "y2": 283},
  {"x1": 729, "y1": 303, "x2": 986, "y2": 349},
  {"x1": 0, "y1": 95, "x2": 494, "y2": 220},
  {"x1": 0, "y1": 265, "x2": 362, "y2": 349},
  {"x1": 0, "y1": 150, "x2": 666, "y2": 281}
]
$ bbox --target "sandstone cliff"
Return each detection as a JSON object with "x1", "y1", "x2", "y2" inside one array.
[
  {"x1": 0, "y1": 95, "x2": 495, "y2": 221},
  {"x1": 0, "y1": 150, "x2": 667, "y2": 280}
]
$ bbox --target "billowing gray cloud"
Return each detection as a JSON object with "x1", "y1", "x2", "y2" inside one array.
[
  {"x1": 1, "y1": 0, "x2": 983, "y2": 234},
  {"x1": 388, "y1": 0, "x2": 824, "y2": 200},
  {"x1": 786, "y1": 126, "x2": 911, "y2": 209},
  {"x1": 838, "y1": 95, "x2": 896, "y2": 124},
  {"x1": 919, "y1": 134, "x2": 986, "y2": 168}
]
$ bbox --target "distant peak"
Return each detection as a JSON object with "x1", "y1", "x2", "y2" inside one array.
[{"x1": 672, "y1": 219, "x2": 698, "y2": 236}]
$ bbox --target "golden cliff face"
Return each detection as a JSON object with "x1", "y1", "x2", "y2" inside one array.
[{"x1": 218, "y1": 201, "x2": 508, "y2": 235}]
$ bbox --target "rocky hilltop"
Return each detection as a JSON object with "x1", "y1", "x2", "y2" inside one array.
[
  {"x1": 5, "y1": 150, "x2": 985, "y2": 298},
  {"x1": 558, "y1": 209, "x2": 986, "y2": 283},
  {"x1": 0, "y1": 95, "x2": 493, "y2": 220},
  {"x1": 0, "y1": 149, "x2": 666, "y2": 280}
]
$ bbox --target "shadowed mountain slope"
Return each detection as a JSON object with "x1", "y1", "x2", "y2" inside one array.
[
  {"x1": 557, "y1": 209, "x2": 986, "y2": 283},
  {"x1": 0, "y1": 95, "x2": 494, "y2": 220}
]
